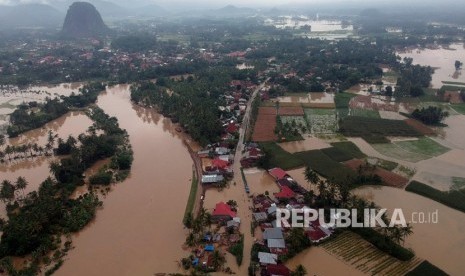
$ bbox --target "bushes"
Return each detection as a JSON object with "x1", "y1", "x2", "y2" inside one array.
[
  {"x1": 330, "y1": 141, "x2": 367, "y2": 159},
  {"x1": 228, "y1": 234, "x2": 244, "y2": 266},
  {"x1": 406, "y1": 181, "x2": 465, "y2": 213},
  {"x1": 89, "y1": 171, "x2": 113, "y2": 185},
  {"x1": 351, "y1": 228, "x2": 414, "y2": 261},
  {"x1": 411, "y1": 106, "x2": 449, "y2": 125}
]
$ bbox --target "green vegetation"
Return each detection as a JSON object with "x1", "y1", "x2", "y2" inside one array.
[
  {"x1": 406, "y1": 261, "x2": 448, "y2": 276},
  {"x1": 281, "y1": 228, "x2": 311, "y2": 261},
  {"x1": 6, "y1": 82, "x2": 105, "y2": 137},
  {"x1": 406, "y1": 181, "x2": 465, "y2": 213},
  {"x1": 228, "y1": 234, "x2": 244, "y2": 266},
  {"x1": 330, "y1": 141, "x2": 367, "y2": 159},
  {"x1": 451, "y1": 177, "x2": 465, "y2": 190},
  {"x1": 258, "y1": 142, "x2": 304, "y2": 170},
  {"x1": 294, "y1": 150, "x2": 356, "y2": 184},
  {"x1": 411, "y1": 106, "x2": 449, "y2": 125},
  {"x1": 89, "y1": 170, "x2": 113, "y2": 185},
  {"x1": 111, "y1": 35, "x2": 158, "y2": 52},
  {"x1": 183, "y1": 171, "x2": 198, "y2": 226},
  {"x1": 304, "y1": 108, "x2": 338, "y2": 134},
  {"x1": 396, "y1": 57, "x2": 433, "y2": 98},
  {"x1": 451, "y1": 104, "x2": 465, "y2": 114},
  {"x1": 441, "y1": 80, "x2": 465, "y2": 86},
  {"x1": 350, "y1": 108, "x2": 381, "y2": 118},
  {"x1": 351, "y1": 228, "x2": 414, "y2": 261},
  {"x1": 377, "y1": 159, "x2": 398, "y2": 171},
  {"x1": 276, "y1": 116, "x2": 305, "y2": 141},
  {"x1": 321, "y1": 147, "x2": 354, "y2": 162},
  {"x1": 335, "y1": 92, "x2": 356, "y2": 118},
  {"x1": 0, "y1": 106, "x2": 132, "y2": 274},
  {"x1": 395, "y1": 137, "x2": 449, "y2": 157},
  {"x1": 339, "y1": 116, "x2": 421, "y2": 143}
]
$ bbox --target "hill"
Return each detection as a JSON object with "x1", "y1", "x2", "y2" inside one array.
[{"x1": 62, "y1": 2, "x2": 110, "y2": 38}]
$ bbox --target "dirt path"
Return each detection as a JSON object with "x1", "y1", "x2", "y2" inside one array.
[{"x1": 184, "y1": 140, "x2": 205, "y2": 218}]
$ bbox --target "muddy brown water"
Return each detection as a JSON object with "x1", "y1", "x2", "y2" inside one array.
[
  {"x1": 56, "y1": 85, "x2": 194, "y2": 275},
  {"x1": 354, "y1": 186, "x2": 465, "y2": 276},
  {"x1": 397, "y1": 43, "x2": 465, "y2": 88}
]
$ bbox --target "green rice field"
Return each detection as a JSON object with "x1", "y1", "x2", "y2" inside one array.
[{"x1": 372, "y1": 138, "x2": 450, "y2": 163}]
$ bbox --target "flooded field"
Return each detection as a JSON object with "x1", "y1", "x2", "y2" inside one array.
[
  {"x1": 278, "y1": 137, "x2": 331, "y2": 153},
  {"x1": 354, "y1": 186, "x2": 465, "y2": 275},
  {"x1": 286, "y1": 246, "x2": 363, "y2": 276},
  {"x1": 397, "y1": 43, "x2": 465, "y2": 88},
  {"x1": 243, "y1": 168, "x2": 280, "y2": 195},
  {"x1": 57, "y1": 85, "x2": 194, "y2": 275},
  {"x1": 275, "y1": 92, "x2": 335, "y2": 104},
  {"x1": 267, "y1": 17, "x2": 353, "y2": 32}
]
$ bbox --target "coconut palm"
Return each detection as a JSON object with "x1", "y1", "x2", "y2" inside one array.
[
  {"x1": 210, "y1": 250, "x2": 225, "y2": 270},
  {"x1": 0, "y1": 180, "x2": 15, "y2": 203},
  {"x1": 15, "y1": 176, "x2": 28, "y2": 198},
  {"x1": 291, "y1": 265, "x2": 307, "y2": 276},
  {"x1": 400, "y1": 223, "x2": 413, "y2": 246}
]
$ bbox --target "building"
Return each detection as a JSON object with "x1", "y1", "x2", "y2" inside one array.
[
  {"x1": 201, "y1": 174, "x2": 224, "y2": 185},
  {"x1": 212, "y1": 202, "x2": 236, "y2": 221},
  {"x1": 268, "y1": 168, "x2": 289, "y2": 180},
  {"x1": 258, "y1": 252, "x2": 278, "y2": 265}
]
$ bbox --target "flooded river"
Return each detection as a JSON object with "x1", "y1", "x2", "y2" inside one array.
[
  {"x1": 57, "y1": 85, "x2": 194, "y2": 275},
  {"x1": 397, "y1": 43, "x2": 465, "y2": 88},
  {"x1": 354, "y1": 186, "x2": 465, "y2": 275}
]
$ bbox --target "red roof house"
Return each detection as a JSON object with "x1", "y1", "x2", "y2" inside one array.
[
  {"x1": 212, "y1": 202, "x2": 236, "y2": 221},
  {"x1": 212, "y1": 158, "x2": 229, "y2": 169},
  {"x1": 268, "y1": 168, "x2": 288, "y2": 180},
  {"x1": 226, "y1": 122, "x2": 239, "y2": 134},
  {"x1": 263, "y1": 264, "x2": 291, "y2": 276},
  {"x1": 274, "y1": 186, "x2": 295, "y2": 199}
]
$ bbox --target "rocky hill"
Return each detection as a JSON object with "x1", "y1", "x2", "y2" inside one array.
[{"x1": 62, "y1": 2, "x2": 109, "y2": 37}]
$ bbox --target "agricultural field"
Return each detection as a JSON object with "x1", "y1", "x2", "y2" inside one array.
[
  {"x1": 350, "y1": 108, "x2": 381, "y2": 118},
  {"x1": 339, "y1": 116, "x2": 421, "y2": 144},
  {"x1": 330, "y1": 141, "x2": 367, "y2": 159},
  {"x1": 322, "y1": 231, "x2": 422, "y2": 276},
  {"x1": 371, "y1": 138, "x2": 450, "y2": 163},
  {"x1": 294, "y1": 149, "x2": 356, "y2": 184},
  {"x1": 304, "y1": 108, "x2": 338, "y2": 134},
  {"x1": 344, "y1": 159, "x2": 408, "y2": 188},
  {"x1": 406, "y1": 181, "x2": 465, "y2": 213},
  {"x1": 259, "y1": 142, "x2": 304, "y2": 170},
  {"x1": 451, "y1": 104, "x2": 465, "y2": 114},
  {"x1": 406, "y1": 261, "x2": 448, "y2": 276},
  {"x1": 252, "y1": 107, "x2": 277, "y2": 142},
  {"x1": 280, "y1": 116, "x2": 308, "y2": 131},
  {"x1": 404, "y1": 119, "x2": 435, "y2": 135},
  {"x1": 278, "y1": 106, "x2": 304, "y2": 116}
]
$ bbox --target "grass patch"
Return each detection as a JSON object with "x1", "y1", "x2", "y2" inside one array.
[
  {"x1": 259, "y1": 142, "x2": 304, "y2": 170},
  {"x1": 339, "y1": 116, "x2": 421, "y2": 143},
  {"x1": 451, "y1": 104, "x2": 465, "y2": 114},
  {"x1": 350, "y1": 108, "x2": 381, "y2": 118},
  {"x1": 228, "y1": 234, "x2": 244, "y2": 266},
  {"x1": 294, "y1": 150, "x2": 356, "y2": 184},
  {"x1": 441, "y1": 84, "x2": 465, "y2": 91},
  {"x1": 406, "y1": 180, "x2": 465, "y2": 213},
  {"x1": 330, "y1": 141, "x2": 367, "y2": 159},
  {"x1": 183, "y1": 170, "x2": 198, "y2": 224},
  {"x1": 321, "y1": 147, "x2": 354, "y2": 162},
  {"x1": 304, "y1": 108, "x2": 338, "y2": 134},
  {"x1": 377, "y1": 159, "x2": 398, "y2": 171},
  {"x1": 406, "y1": 260, "x2": 448, "y2": 276},
  {"x1": 442, "y1": 81, "x2": 465, "y2": 86},
  {"x1": 395, "y1": 137, "x2": 449, "y2": 157},
  {"x1": 377, "y1": 139, "x2": 450, "y2": 164}
]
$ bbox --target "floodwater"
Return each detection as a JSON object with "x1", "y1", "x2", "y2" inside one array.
[
  {"x1": 286, "y1": 246, "x2": 363, "y2": 276},
  {"x1": 268, "y1": 17, "x2": 353, "y2": 32},
  {"x1": 278, "y1": 137, "x2": 331, "y2": 153},
  {"x1": 243, "y1": 168, "x2": 280, "y2": 195},
  {"x1": 354, "y1": 186, "x2": 465, "y2": 275},
  {"x1": 276, "y1": 92, "x2": 335, "y2": 104},
  {"x1": 57, "y1": 85, "x2": 194, "y2": 275},
  {"x1": 397, "y1": 43, "x2": 465, "y2": 88}
]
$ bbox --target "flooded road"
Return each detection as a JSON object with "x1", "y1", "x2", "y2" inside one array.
[
  {"x1": 57, "y1": 85, "x2": 193, "y2": 275},
  {"x1": 354, "y1": 186, "x2": 465, "y2": 275}
]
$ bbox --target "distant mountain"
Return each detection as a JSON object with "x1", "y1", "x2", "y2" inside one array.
[
  {"x1": 0, "y1": 4, "x2": 64, "y2": 29},
  {"x1": 61, "y1": 2, "x2": 110, "y2": 38},
  {"x1": 210, "y1": 5, "x2": 256, "y2": 17},
  {"x1": 130, "y1": 4, "x2": 168, "y2": 17}
]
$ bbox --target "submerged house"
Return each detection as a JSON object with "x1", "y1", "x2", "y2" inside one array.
[{"x1": 212, "y1": 201, "x2": 237, "y2": 222}]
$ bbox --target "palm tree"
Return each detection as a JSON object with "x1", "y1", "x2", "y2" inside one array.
[
  {"x1": 304, "y1": 166, "x2": 319, "y2": 184},
  {"x1": 185, "y1": 232, "x2": 196, "y2": 247},
  {"x1": 0, "y1": 180, "x2": 15, "y2": 203},
  {"x1": 0, "y1": 134, "x2": 5, "y2": 149},
  {"x1": 15, "y1": 176, "x2": 28, "y2": 198},
  {"x1": 211, "y1": 250, "x2": 225, "y2": 270},
  {"x1": 400, "y1": 223, "x2": 413, "y2": 246},
  {"x1": 291, "y1": 264, "x2": 307, "y2": 276}
]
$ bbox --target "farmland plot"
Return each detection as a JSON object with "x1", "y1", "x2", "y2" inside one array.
[{"x1": 304, "y1": 108, "x2": 338, "y2": 134}]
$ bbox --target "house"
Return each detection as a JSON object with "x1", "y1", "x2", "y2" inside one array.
[
  {"x1": 212, "y1": 158, "x2": 229, "y2": 170},
  {"x1": 274, "y1": 186, "x2": 296, "y2": 200},
  {"x1": 212, "y1": 202, "x2": 236, "y2": 221},
  {"x1": 201, "y1": 174, "x2": 224, "y2": 184},
  {"x1": 263, "y1": 228, "x2": 284, "y2": 240},
  {"x1": 262, "y1": 264, "x2": 291, "y2": 276},
  {"x1": 267, "y1": 204, "x2": 277, "y2": 216},
  {"x1": 268, "y1": 168, "x2": 289, "y2": 180},
  {"x1": 226, "y1": 217, "x2": 241, "y2": 229},
  {"x1": 267, "y1": 238, "x2": 286, "y2": 249},
  {"x1": 215, "y1": 147, "x2": 230, "y2": 155},
  {"x1": 253, "y1": 212, "x2": 268, "y2": 222},
  {"x1": 258, "y1": 252, "x2": 278, "y2": 265}
]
